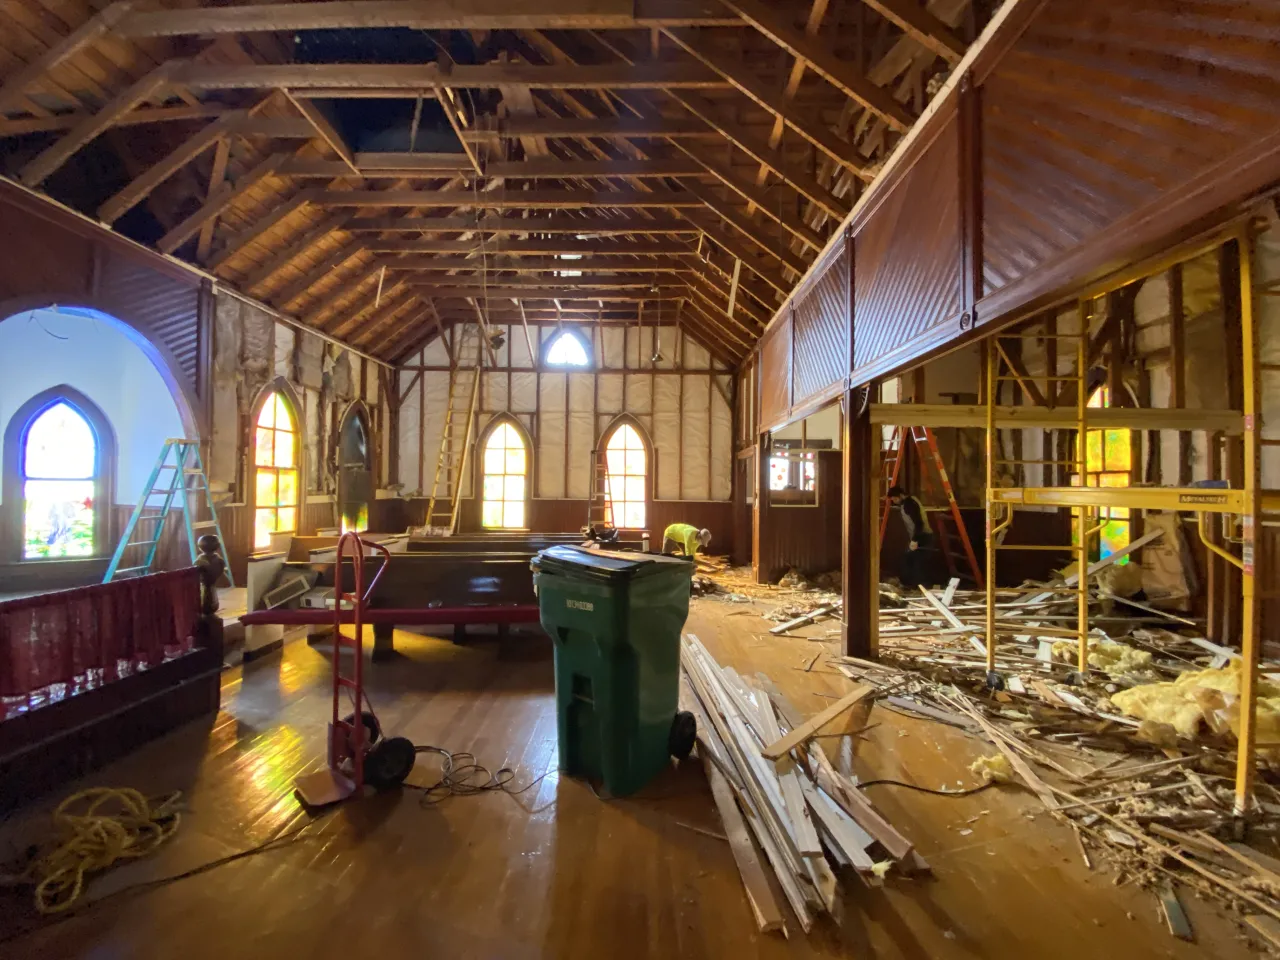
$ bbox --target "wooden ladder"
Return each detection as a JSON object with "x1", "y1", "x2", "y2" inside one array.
[
  {"x1": 424, "y1": 324, "x2": 483, "y2": 533},
  {"x1": 879, "y1": 425, "x2": 984, "y2": 588},
  {"x1": 586, "y1": 450, "x2": 612, "y2": 530}
]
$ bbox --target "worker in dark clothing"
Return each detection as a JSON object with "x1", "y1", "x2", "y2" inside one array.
[{"x1": 888, "y1": 485, "x2": 932, "y2": 589}]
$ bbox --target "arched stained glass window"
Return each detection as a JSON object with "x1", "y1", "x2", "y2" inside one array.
[
  {"x1": 1074, "y1": 385, "x2": 1131, "y2": 561},
  {"x1": 255, "y1": 391, "x2": 298, "y2": 549},
  {"x1": 481, "y1": 420, "x2": 529, "y2": 529},
  {"x1": 604, "y1": 423, "x2": 647, "y2": 529},
  {"x1": 22, "y1": 402, "x2": 97, "y2": 558},
  {"x1": 545, "y1": 330, "x2": 590, "y2": 367}
]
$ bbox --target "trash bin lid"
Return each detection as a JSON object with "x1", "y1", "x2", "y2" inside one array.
[{"x1": 532, "y1": 545, "x2": 692, "y2": 582}]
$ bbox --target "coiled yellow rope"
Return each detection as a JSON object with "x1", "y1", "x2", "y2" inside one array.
[{"x1": 20, "y1": 787, "x2": 181, "y2": 915}]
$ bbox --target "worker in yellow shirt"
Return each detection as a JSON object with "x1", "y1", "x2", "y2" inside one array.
[{"x1": 662, "y1": 523, "x2": 711, "y2": 558}]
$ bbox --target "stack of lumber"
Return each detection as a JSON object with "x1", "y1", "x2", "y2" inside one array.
[{"x1": 680, "y1": 634, "x2": 921, "y2": 935}]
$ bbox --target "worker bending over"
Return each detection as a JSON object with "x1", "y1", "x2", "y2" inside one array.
[
  {"x1": 662, "y1": 523, "x2": 711, "y2": 558},
  {"x1": 887, "y1": 485, "x2": 932, "y2": 589}
]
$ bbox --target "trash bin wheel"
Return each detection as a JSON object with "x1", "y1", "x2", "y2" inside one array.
[
  {"x1": 365, "y1": 736, "x2": 416, "y2": 790},
  {"x1": 669, "y1": 710, "x2": 697, "y2": 760}
]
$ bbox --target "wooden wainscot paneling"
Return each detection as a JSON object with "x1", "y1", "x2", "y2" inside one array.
[
  {"x1": 756, "y1": 450, "x2": 842, "y2": 583},
  {"x1": 790, "y1": 233, "x2": 851, "y2": 413},
  {"x1": 852, "y1": 108, "x2": 962, "y2": 385},
  {"x1": 976, "y1": 0, "x2": 1280, "y2": 324},
  {"x1": 758, "y1": 313, "x2": 792, "y2": 432}
]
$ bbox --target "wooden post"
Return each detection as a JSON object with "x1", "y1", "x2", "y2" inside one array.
[
  {"x1": 842, "y1": 387, "x2": 877, "y2": 658},
  {"x1": 752, "y1": 431, "x2": 768, "y2": 584},
  {"x1": 1169, "y1": 264, "x2": 1190, "y2": 486},
  {"x1": 1220, "y1": 242, "x2": 1245, "y2": 648}
]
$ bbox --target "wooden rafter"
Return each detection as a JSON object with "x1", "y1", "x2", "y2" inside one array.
[
  {"x1": 157, "y1": 151, "x2": 289, "y2": 254},
  {"x1": 239, "y1": 212, "x2": 354, "y2": 290},
  {"x1": 363, "y1": 238, "x2": 692, "y2": 255},
  {"x1": 380, "y1": 255, "x2": 696, "y2": 272},
  {"x1": 343, "y1": 214, "x2": 700, "y2": 234},
  {"x1": 858, "y1": 0, "x2": 967, "y2": 64}
]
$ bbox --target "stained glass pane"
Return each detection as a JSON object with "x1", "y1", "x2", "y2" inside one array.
[
  {"x1": 546, "y1": 331, "x2": 589, "y2": 366},
  {"x1": 23, "y1": 479, "x2": 94, "y2": 558},
  {"x1": 254, "y1": 508, "x2": 274, "y2": 549},
  {"x1": 274, "y1": 430, "x2": 295, "y2": 469},
  {"x1": 277, "y1": 507, "x2": 296, "y2": 532},
  {"x1": 277, "y1": 469, "x2": 297, "y2": 507},
  {"x1": 505, "y1": 449, "x2": 525, "y2": 473},
  {"x1": 504, "y1": 476, "x2": 524, "y2": 500},
  {"x1": 257, "y1": 398, "x2": 275, "y2": 429},
  {"x1": 25, "y1": 403, "x2": 95, "y2": 479},
  {"x1": 484, "y1": 448, "x2": 504, "y2": 473},
  {"x1": 256, "y1": 470, "x2": 277, "y2": 508},
  {"x1": 255, "y1": 427, "x2": 274, "y2": 466},
  {"x1": 274, "y1": 395, "x2": 293, "y2": 430},
  {"x1": 503, "y1": 503, "x2": 524, "y2": 528},
  {"x1": 769, "y1": 456, "x2": 789, "y2": 490},
  {"x1": 622, "y1": 502, "x2": 645, "y2": 528},
  {"x1": 483, "y1": 476, "x2": 504, "y2": 499},
  {"x1": 482, "y1": 501, "x2": 503, "y2": 527}
]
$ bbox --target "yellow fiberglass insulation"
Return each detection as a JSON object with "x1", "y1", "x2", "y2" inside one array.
[
  {"x1": 1051, "y1": 638, "x2": 1152, "y2": 676},
  {"x1": 1111, "y1": 661, "x2": 1280, "y2": 749}
]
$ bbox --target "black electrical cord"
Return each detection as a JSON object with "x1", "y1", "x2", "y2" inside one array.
[{"x1": 858, "y1": 778, "x2": 1003, "y2": 798}]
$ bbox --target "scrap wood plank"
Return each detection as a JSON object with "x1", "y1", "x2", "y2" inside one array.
[
  {"x1": 942, "y1": 577, "x2": 960, "y2": 607},
  {"x1": 800, "y1": 777, "x2": 877, "y2": 872},
  {"x1": 1159, "y1": 887, "x2": 1194, "y2": 941},
  {"x1": 808, "y1": 750, "x2": 914, "y2": 861},
  {"x1": 884, "y1": 695, "x2": 976, "y2": 730},
  {"x1": 918, "y1": 586, "x2": 987, "y2": 655},
  {"x1": 1247, "y1": 915, "x2": 1280, "y2": 951},
  {"x1": 760, "y1": 684, "x2": 876, "y2": 760},
  {"x1": 704, "y1": 758, "x2": 786, "y2": 934},
  {"x1": 1011, "y1": 529, "x2": 1164, "y2": 607},
  {"x1": 769, "y1": 605, "x2": 835, "y2": 635},
  {"x1": 753, "y1": 686, "x2": 824, "y2": 860}
]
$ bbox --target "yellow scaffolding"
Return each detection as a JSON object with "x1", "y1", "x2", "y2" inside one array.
[{"x1": 982, "y1": 224, "x2": 1273, "y2": 816}]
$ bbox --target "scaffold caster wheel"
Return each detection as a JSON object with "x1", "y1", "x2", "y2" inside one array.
[
  {"x1": 985, "y1": 671, "x2": 1005, "y2": 691},
  {"x1": 669, "y1": 711, "x2": 697, "y2": 760},
  {"x1": 365, "y1": 736, "x2": 416, "y2": 790}
]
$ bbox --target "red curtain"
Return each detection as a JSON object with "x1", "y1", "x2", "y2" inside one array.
[{"x1": 0, "y1": 568, "x2": 200, "y2": 720}]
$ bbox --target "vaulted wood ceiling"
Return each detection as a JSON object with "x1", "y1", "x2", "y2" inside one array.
[{"x1": 0, "y1": 0, "x2": 993, "y2": 366}]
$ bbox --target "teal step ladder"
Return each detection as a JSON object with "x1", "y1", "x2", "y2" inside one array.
[{"x1": 103, "y1": 439, "x2": 235, "y2": 585}]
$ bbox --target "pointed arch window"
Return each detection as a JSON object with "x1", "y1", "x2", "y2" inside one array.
[
  {"x1": 22, "y1": 402, "x2": 99, "y2": 559},
  {"x1": 1074, "y1": 385, "x2": 1131, "y2": 561},
  {"x1": 481, "y1": 420, "x2": 529, "y2": 529},
  {"x1": 603, "y1": 423, "x2": 647, "y2": 529},
  {"x1": 544, "y1": 330, "x2": 590, "y2": 367},
  {"x1": 254, "y1": 391, "x2": 299, "y2": 549}
]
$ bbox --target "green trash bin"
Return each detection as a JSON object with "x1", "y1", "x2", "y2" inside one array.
[{"x1": 531, "y1": 545, "x2": 697, "y2": 797}]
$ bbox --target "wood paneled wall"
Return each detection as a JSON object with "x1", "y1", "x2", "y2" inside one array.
[{"x1": 755, "y1": 450, "x2": 842, "y2": 583}]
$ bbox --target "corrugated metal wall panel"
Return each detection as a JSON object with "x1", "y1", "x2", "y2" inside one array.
[
  {"x1": 981, "y1": 0, "x2": 1280, "y2": 297},
  {"x1": 853, "y1": 114, "x2": 962, "y2": 375},
  {"x1": 791, "y1": 234, "x2": 850, "y2": 409},
  {"x1": 758, "y1": 312, "x2": 792, "y2": 430}
]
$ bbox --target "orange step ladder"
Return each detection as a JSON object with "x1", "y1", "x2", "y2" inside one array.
[{"x1": 879, "y1": 425, "x2": 984, "y2": 588}]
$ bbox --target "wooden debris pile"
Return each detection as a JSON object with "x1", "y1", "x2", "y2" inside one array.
[
  {"x1": 680, "y1": 634, "x2": 923, "y2": 936},
  {"x1": 825, "y1": 571, "x2": 1280, "y2": 944}
]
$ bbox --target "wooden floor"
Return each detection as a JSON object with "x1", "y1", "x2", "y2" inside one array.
[{"x1": 0, "y1": 598, "x2": 1258, "y2": 959}]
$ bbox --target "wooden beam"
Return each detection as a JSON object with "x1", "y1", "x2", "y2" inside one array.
[
  {"x1": 116, "y1": 0, "x2": 739, "y2": 36},
  {"x1": 208, "y1": 191, "x2": 318, "y2": 271},
  {"x1": 197, "y1": 138, "x2": 232, "y2": 260},
  {"x1": 434, "y1": 87, "x2": 484, "y2": 177},
  {"x1": 0, "y1": 0, "x2": 136, "y2": 116},
  {"x1": 857, "y1": 0, "x2": 966, "y2": 64},
  {"x1": 355, "y1": 151, "x2": 473, "y2": 171},
  {"x1": 327, "y1": 280, "x2": 410, "y2": 337},
  {"x1": 315, "y1": 188, "x2": 701, "y2": 208},
  {"x1": 682, "y1": 216, "x2": 792, "y2": 295},
  {"x1": 714, "y1": 0, "x2": 916, "y2": 131},
  {"x1": 485, "y1": 158, "x2": 706, "y2": 178},
  {"x1": 870, "y1": 403, "x2": 1245, "y2": 433},
  {"x1": 367, "y1": 238, "x2": 691, "y2": 255},
  {"x1": 677, "y1": 162, "x2": 824, "y2": 251},
  {"x1": 408, "y1": 272, "x2": 680, "y2": 289},
  {"x1": 344, "y1": 214, "x2": 699, "y2": 234},
  {"x1": 0, "y1": 104, "x2": 226, "y2": 138},
  {"x1": 98, "y1": 110, "x2": 247, "y2": 225},
  {"x1": 663, "y1": 29, "x2": 889, "y2": 168},
  {"x1": 271, "y1": 241, "x2": 365, "y2": 306},
  {"x1": 760, "y1": 685, "x2": 875, "y2": 760},
  {"x1": 158, "y1": 151, "x2": 289, "y2": 254},
  {"x1": 241, "y1": 212, "x2": 353, "y2": 290},
  {"x1": 21, "y1": 62, "x2": 175, "y2": 187},
  {"x1": 405, "y1": 284, "x2": 686, "y2": 300},
  {"x1": 679, "y1": 189, "x2": 808, "y2": 274},
  {"x1": 232, "y1": 118, "x2": 318, "y2": 139},
  {"x1": 283, "y1": 91, "x2": 359, "y2": 174},
  {"x1": 667, "y1": 92, "x2": 852, "y2": 217},
  {"x1": 384, "y1": 255, "x2": 694, "y2": 272},
  {"x1": 469, "y1": 116, "x2": 716, "y2": 140},
  {"x1": 169, "y1": 61, "x2": 728, "y2": 93}
]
